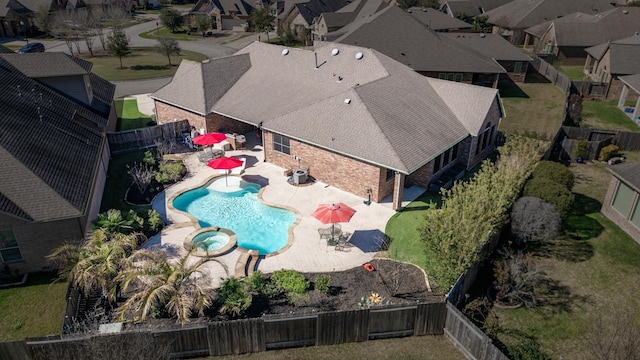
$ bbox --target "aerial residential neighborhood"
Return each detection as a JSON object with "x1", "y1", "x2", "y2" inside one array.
[{"x1": 1, "y1": 0, "x2": 640, "y2": 359}]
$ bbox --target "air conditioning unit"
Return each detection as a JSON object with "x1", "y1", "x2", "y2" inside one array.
[{"x1": 293, "y1": 170, "x2": 307, "y2": 185}]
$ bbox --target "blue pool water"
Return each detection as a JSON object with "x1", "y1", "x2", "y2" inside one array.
[{"x1": 173, "y1": 180, "x2": 296, "y2": 255}]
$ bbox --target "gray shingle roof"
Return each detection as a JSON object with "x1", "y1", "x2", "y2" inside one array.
[
  {"x1": 0, "y1": 53, "x2": 88, "y2": 78},
  {"x1": 442, "y1": 0, "x2": 513, "y2": 18},
  {"x1": 619, "y1": 74, "x2": 640, "y2": 93},
  {"x1": 526, "y1": 8, "x2": 640, "y2": 47},
  {"x1": 332, "y1": 5, "x2": 505, "y2": 73},
  {"x1": 0, "y1": 45, "x2": 14, "y2": 54},
  {"x1": 152, "y1": 41, "x2": 501, "y2": 173},
  {"x1": 0, "y1": 57, "x2": 106, "y2": 222},
  {"x1": 484, "y1": 0, "x2": 614, "y2": 29},
  {"x1": 608, "y1": 161, "x2": 640, "y2": 192},
  {"x1": 443, "y1": 32, "x2": 532, "y2": 61},
  {"x1": 407, "y1": 6, "x2": 472, "y2": 31},
  {"x1": 294, "y1": 0, "x2": 350, "y2": 25},
  {"x1": 586, "y1": 34, "x2": 640, "y2": 75}
]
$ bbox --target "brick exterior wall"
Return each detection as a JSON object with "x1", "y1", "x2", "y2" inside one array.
[
  {"x1": 608, "y1": 77, "x2": 629, "y2": 100},
  {"x1": 497, "y1": 60, "x2": 528, "y2": 83},
  {"x1": 468, "y1": 97, "x2": 502, "y2": 169},
  {"x1": 155, "y1": 101, "x2": 255, "y2": 135},
  {"x1": 601, "y1": 176, "x2": 640, "y2": 244},
  {"x1": 263, "y1": 131, "x2": 392, "y2": 202},
  {"x1": 155, "y1": 101, "x2": 208, "y2": 132},
  {"x1": 407, "y1": 161, "x2": 435, "y2": 188},
  {"x1": 0, "y1": 215, "x2": 85, "y2": 273}
]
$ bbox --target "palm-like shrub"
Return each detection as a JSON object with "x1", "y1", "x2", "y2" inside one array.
[
  {"x1": 47, "y1": 229, "x2": 143, "y2": 302},
  {"x1": 117, "y1": 249, "x2": 215, "y2": 324},
  {"x1": 216, "y1": 278, "x2": 252, "y2": 317},
  {"x1": 93, "y1": 209, "x2": 143, "y2": 236}
]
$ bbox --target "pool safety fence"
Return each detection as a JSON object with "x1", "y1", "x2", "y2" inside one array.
[{"x1": 4, "y1": 302, "x2": 448, "y2": 359}]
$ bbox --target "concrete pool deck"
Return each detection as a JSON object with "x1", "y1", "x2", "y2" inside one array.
[{"x1": 147, "y1": 137, "x2": 426, "y2": 287}]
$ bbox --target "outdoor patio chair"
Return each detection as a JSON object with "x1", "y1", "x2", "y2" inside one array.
[
  {"x1": 230, "y1": 157, "x2": 246, "y2": 175},
  {"x1": 335, "y1": 232, "x2": 352, "y2": 252}
]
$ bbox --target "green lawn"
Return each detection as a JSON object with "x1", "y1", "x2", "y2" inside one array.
[
  {"x1": 115, "y1": 99, "x2": 154, "y2": 131},
  {"x1": 556, "y1": 65, "x2": 587, "y2": 81},
  {"x1": 100, "y1": 150, "x2": 151, "y2": 213},
  {"x1": 0, "y1": 272, "x2": 68, "y2": 341},
  {"x1": 491, "y1": 160, "x2": 640, "y2": 358},
  {"x1": 582, "y1": 99, "x2": 640, "y2": 132},
  {"x1": 80, "y1": 48, "x2": 208, "y2": 81},
  {"x1": 498, "y1": 82, "x2": 566, "y2": 140}
]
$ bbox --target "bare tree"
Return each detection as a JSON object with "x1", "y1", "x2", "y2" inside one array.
[
  {"x1": 155, "y1": 36, "x2": 181, "y2": 66},
  {"x1": 129, "y1": 162, "x2": 153, "y2": 194},
  {"x1": 584, "y1": 307, "x2": 640, "y2": 360},
  {"x1": 154, "y1": 139, "x2": 175, "y2": 159},
  {"x1": 50, "y1": 11, "x2": 82, "y2": 55},
  {"x1": 92, "y1": 5, "x2": 131, "y2": 50},
  {"x1": 510, "y1": 196, "x2": 561, "y2": 245}
]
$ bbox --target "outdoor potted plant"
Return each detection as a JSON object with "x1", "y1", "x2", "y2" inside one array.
[{"x1": 573, "y1": 139, "x2": 587, "y2": 163}]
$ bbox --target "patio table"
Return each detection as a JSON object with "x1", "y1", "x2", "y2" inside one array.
[{"x1": 318, "y1": 224, "x2": 342, "y2": 245}]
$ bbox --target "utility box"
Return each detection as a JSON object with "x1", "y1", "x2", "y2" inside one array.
[{"x1": 293, "y1": 170, "x2": 307, "y2": 185}]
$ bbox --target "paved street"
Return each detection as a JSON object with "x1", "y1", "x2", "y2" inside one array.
[{"x1": 1, "y1": 13, "x2": 272, "y2": 96}]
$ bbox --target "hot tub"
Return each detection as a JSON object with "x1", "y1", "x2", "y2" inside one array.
[{"x1": 185, "y1": 227, "x2": 237, "y2": 257}]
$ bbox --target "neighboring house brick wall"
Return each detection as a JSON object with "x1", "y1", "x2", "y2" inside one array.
[
  {"x1": 155, "y1": 101, "x2": 208, "y2": 132},
  {"x1": 601, "y1": 176, "x2": 640, "y2": 244},
  {"x1": 0, "y1": 215, "x2": 85, "y2": 273},
  {"x1": 558, "y1": 47, "x2": 589, "y2": 65},
  {"x1": 497, "y1": 60, "x2": 528, "y2": 83},
  {"x1": 263, "y1": 131, "x2": 392, "y2": 202},
  {"x1": 608, "y1": 77, "x2": 625, "y2": 99}
]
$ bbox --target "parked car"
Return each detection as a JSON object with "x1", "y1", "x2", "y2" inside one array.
[{"x1": 17, "y1": 43, "x2": 45, "y2": 54}]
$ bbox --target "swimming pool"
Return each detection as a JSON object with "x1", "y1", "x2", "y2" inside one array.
[{"x1": 172, "y1": 178, "x2": 296, "y2": 255}]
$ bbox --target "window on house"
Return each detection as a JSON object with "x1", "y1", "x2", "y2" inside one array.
[
  {"x1": 273, "y1": 134, "x2": 290, "y2": 155},
  {"x1": 631, "y1": 201, "x2": 640, "y2": 229},
  {"x1": 455, "y1": 73, "x2": 463, "y2": 82},
  {"x1": 447, "y1": 73, "x2": 455, "y2": 81},
  {"x1": 514, "y1": 62, "x2": 522, "y2": 75},
  {"x1": 386, "y1": 169, "x2": 394, "y2": 182},
  {"x1": 475, "y1": 134, "x2": 482, "y2": 154},
  {"x1": 600, "y1": 67, "x2": 608, "y2": 83},
  {"x1": 544, "y1": 41, "x2": 553, "y2": 54},
  {"x1": 452, "y1": 143, "x2": 458, "y2": 160},
  {"x1": 612, "y1": 182, "x2": 634, "y2": 216},
  {"x1": 433, "y1": 154, "x2": 441, "y2": 173},
  {"x1": 439, "y1": 73, "x2": 447, "y2": 79},
  {"x1": 443, "y1": 149, "x2": 451, "y2": 167},
  {"x1": 0, "y1": 230, "x2": 23, "y2": 263}
]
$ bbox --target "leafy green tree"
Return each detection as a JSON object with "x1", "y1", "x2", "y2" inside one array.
[
  {"x1": 422, "y1": 0, "x2": 440, "y2": 9},
  {"x1": 419, "y1": 135, "x2": 549, "y2": 290},
  {"x1": 33, "y1": 4, "x2": 52, "y2": 35},
  {"x1": 472, "y1": 15, "x2": 492, "y2": 33},
  {"x1": 155, "y1": 36, "x2": 181, "y2": 66},
  {"x1": 117, "y1": 249, "x2": 220, "y2": 324},
  {"x1": 194, "y1": 15, "x2": 211, "y2": 36},
  {"x1": 397, "y1": 0, "x2": 419, "y2": 9},
  {"x1": 159, "y1": 8, "x2": 184, "y2": 33},
  {"x1": 251, "y1": 4, "x2": 275, "y2": 42},
  {"x1": 107, "y1": 29, "x2": 131, "y2": 68}
]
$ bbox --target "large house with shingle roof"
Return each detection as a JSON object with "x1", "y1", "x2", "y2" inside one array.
[
  {"x1": 281, "y1": 0, "x2": 350, "y2": 35},
  {"x1": 0, "y1": 49, "x2": 115, "y2": 273},
  {"x1": 602, "y1": 162, "x2": 640, "y2": 244},
  {"x1": 483, "y1": 0, "x2": 615, "y2": 45},
  {"x1": 440, "y1": 0, "x2": 513, "y2": 20},
  {"x1": 313, "y1": 0, "x2": 389, "y2": 41},
  {"x1": 151, "y1": 41, "x2": 504, "y2": 210},
  {"x1": 524, "y1": 7, "x2": 640, "y2": 64},
  {"x1": 583, "y1": 33, "x2": 640, "y2": 99},
  {"x1": 330, "y1": 5, "x2": 509, "y2": 87},
  {"x1": 189, "y1": 0, "x2": 260, "y2": 31}
]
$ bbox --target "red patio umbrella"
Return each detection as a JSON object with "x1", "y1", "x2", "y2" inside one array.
[
  {"x1": 207, "y1": 157, "x2": 244, "y2": 186},
  {"x1": 192, "y1": 132, "x2": 227, "y2": 153},
  {"x1": 311, "y1": 203, "x2": 357, "y2": 234}
]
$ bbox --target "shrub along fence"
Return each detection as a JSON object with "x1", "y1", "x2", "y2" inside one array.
[
  {"x1": 0, "y1": 302, "x2": 447, "y2": 359},
  {"x1": 107, "y1": 120, "x2": 191, "y2": 154},
  {"x1": 444, "y1": 302, "x2": 509, "y2": 360}
]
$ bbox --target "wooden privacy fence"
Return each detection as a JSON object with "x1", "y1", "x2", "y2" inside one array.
[
  {"x1": 1, "y1": 302, "x2": 447, "y2": 359},
  {"x1": 531, "y1": 56, "x2": 571, "y2": 95},
  {"x1": 107, "y1": 120, "x2": 191, "y2": 154},
  {"x1": 554, "y1": 126, "x2": 640, "y2": 160},
  {"x1": 445, "y1": 303, "x2": 509, "y2": 360}
]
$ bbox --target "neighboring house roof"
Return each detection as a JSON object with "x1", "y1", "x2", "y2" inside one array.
[
  {"x1": 585, "y1": 33, "x2": 640, "y2": 75},
  {"x1": 619, "y1": 74, "x2": 640, "y2": 94},
  {"x1": 317, "y1": 0, "x2": 388, "y2": 37},
  {"x1": 332, "y1": 5, "x2": 505, "y2": 73},
  {"x1": 441, "y1": 0, "x2": 513, "y2": 18},
  {"x1": 484, "y1": 0, "x2": 614, "y2": 29},
  {"x1": 191, "y1": 0, "x2": 254, "y2": 16},
  {"x1": 0, "y1": 53, "x2": 88, "y2": 78},
  {"x1": 443, "y1": 32, "x2": 532, "y2": 61},
  {"x1": 407, "y1": 6, "x2": 473, "y2": 31},
  {"x1": 293, "y1": 0, "x2": 350, "y2": 26},
  {"x1": 525, "y1": 7, "x2": 640, "y2": 47},
  {"x1": 151, "y1": 41, "x2": 501, "y2": 174},
  {"x1": 272, "y1": 0, "x2": 308, "y2": 18},
  {"x1": 608, "y1": 161, "x2": 640, "y2": 192},
  {"x1": 0, "y1": 57, "x2": 106, "y2": 222}
]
